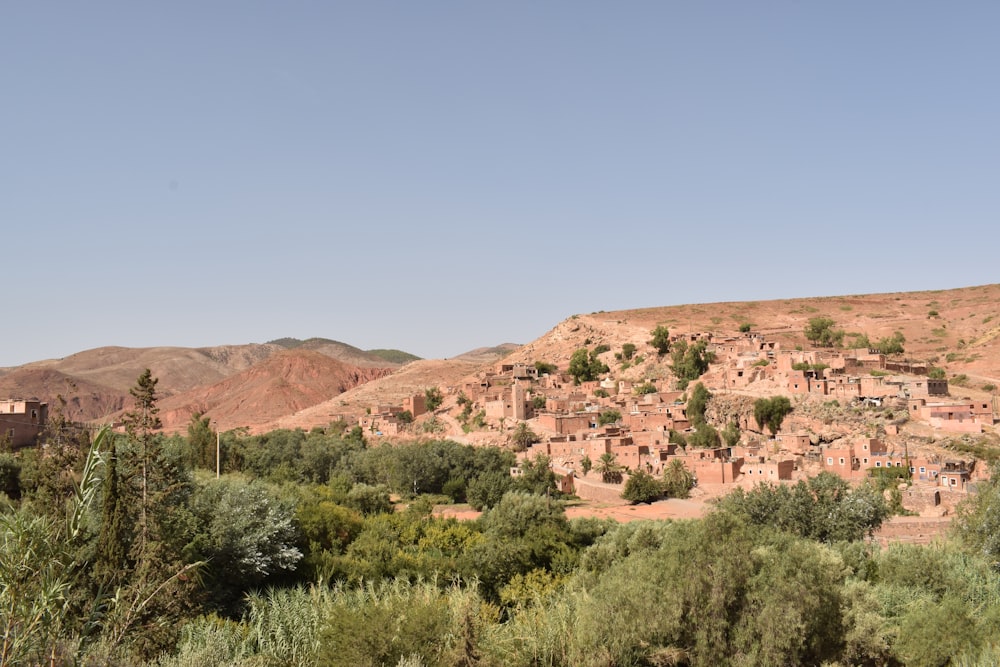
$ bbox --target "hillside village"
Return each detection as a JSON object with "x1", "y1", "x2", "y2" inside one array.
[
  {"x1": 341, "y1": 323, "x2": 998, "y2": 517},
  {"x1": 4, "y1": 285, "x2": 1000, "y2": 522}
]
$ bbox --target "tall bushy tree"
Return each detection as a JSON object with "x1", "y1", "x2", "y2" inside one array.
[
  {"x1": 649, "y1": 325, "x2": 671, "y2": 355},
  {"x1": 121, "y1": 368, "x2": 162, "y2": 554},
  {"x1": 622, "y1": 469, "x2": 663, "y2": 504},
  {"x1": 568, "y1": 348, "x2": 610, "y2": 384},
  {"x1": 754, "y1": 396, "x2": 793, "y2": 435},
  {"x1": 804, "y1": 317, "x2": 844, "y2": 347},
  {"x1": 670, "y1": 340, "x2": 714, "y2": 389},
  {"x1": 686, "y1": 382, "x2": 711, "y2": 427},
  {"x1": 424, "y1": 387, "x2": 444, "y2": 412}
]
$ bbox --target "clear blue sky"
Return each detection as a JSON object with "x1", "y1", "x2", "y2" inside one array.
[{"x1": 2, "y1": 2, "x2": 998, "y2": 367}]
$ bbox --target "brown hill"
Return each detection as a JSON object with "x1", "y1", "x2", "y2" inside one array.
[
  {"x1": 0, "y1": 367, "x2": 128, "y2": 423},
  {"x1": 498, "y1": 284, "x2": 1000, "y2": 388},
  {"x1": 155, "y1": 349, "x2": 394, "y2": 433},
  {"x1": 267, "y1": 337, "x2": 416, "y2": 368},
  {"x1": 268, "y1": 358, "x2": 481, "y2": 432},
  {"x1": 18, "y1": 344, "x2": 281, "y2": 398}
]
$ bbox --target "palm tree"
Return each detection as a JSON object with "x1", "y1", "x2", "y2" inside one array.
[{"x1": 596, "y1": 452, "x2": 622, "y2": 484}]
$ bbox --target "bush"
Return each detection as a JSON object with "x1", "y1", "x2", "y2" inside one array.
[
  {"x1": 597, "y1": 409, "x2": 621, "y2": 426},
  {"x1": 649, "y1": 325, "x2": 671, "y2": 355},
  {"x1": 804, "y1": 317, "x2": 844, "y2": 347},
  {"x1": 622, "y1": 469, "x2": 663, "y2": 504},
  {"x1": 754, "y1": 396, "x2": 793, "y2": 435}
]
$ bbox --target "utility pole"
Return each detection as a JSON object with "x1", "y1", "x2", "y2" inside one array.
[{"x1": 214, "y1": 420, "x2": 221, "y2": 479}]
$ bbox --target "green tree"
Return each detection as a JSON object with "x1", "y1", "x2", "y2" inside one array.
[
  {"x1": 955, "y1": 466, "x2": 1000, "y2": 568},
  {"x1": 633, "y1": 381, "x2": 657, "y2": 395},
  {"x1": 620, "y1": 343, "x2": 637, "y2": 361},
  {"x1": 511, "y1": 422, "x2": 540, "y2": 452},
  {"x1": 753, "y1": 395, "x2": 793, "y2": 436},
  {"x1": 649, "y1": 325, "x2": 671, "y2": 355},
  {"x1": 568, "y1": 348, "x2": 591, "y2": 384},
  {"x1": 534, "y1": 361, "x2": 558, "y2": 375},
  {"x1": 424, "y1": 387, "x2": 444, "y2": 412},
  {"x1": 0, "y1": 428, "x2": 107, "y2": 666},
  {"x1": 580, "y1": 455, "x2": 593, "y2": 476},
  {"x1": 688, "y1": 422, "x2": 721, "y2": 449},
  {"x1": 874, "y1": 331, "x2": 906, "y2": 355},
  {"x1": 722, "y1": 421, "x2": 741, "y2": 448},
  {"x1": 186, "y1": 478, "x2": 302, "y2": 614},
  {"x1": 121, "y1": 369, "x2": 162, "y2": 555},
  {"x1": 622, "y1": 469, "x2": 663, "y2": 504},
  {"x1": 467, "y1": 471, "x2": 514, "y2": 511},
  {"x1": 568, "y1": 348, "x2": 610, "y2": 384},
  {"x1": 662, "y1": 459, "x2": 695, "y2": 498},
  {"x1": 596, "y1": 452, "x2": 622, "y2": 484},
  {"x1": 686, "y1": 382, "x2": 711, "y2": 427},
  {"x1": 186, "y1": 412, "x2": 215, "y2": 471},
  {"x1": 597, "y1": 409, "x2": 621, "y2": 426},
  {"x1": 669, "y1": 339, "x2": 714, "y2": 389},
  {"x1": 804, "y1": 316, "x2": 844, "y2": 347},
  {"x1": 514, "y1": 454, "x2": 558, "y2": 496}
]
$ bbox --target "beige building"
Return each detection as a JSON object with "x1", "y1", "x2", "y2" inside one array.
[{"x1": 0, "y1": 399, "x2": 47, "y2": 448}]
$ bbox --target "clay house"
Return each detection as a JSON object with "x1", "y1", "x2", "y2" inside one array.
[
  {"x1": 682, "y1": 451, "x2": 742, "y2": 484},
  {"x1": 787, "y1": 370, "x2": 811, "y2": 394},
  {"x1": 907, "y1": 399, "x2": 988, "y2": 433},
  {"x1": 908, "y1": 457, "x2": 942, "y2": 483},
  {"x1": 859, "y1": 375, "x2": 896, "y2": 398},
  {"x1": 624, "y1": 411, "x2": 676, "y2": 432},
  {"x1": 533, "y1": 436, "x2": 612, "y2": 462},
  {"x1": 822, "y1": 445, "x2": 863, "y2": 480},
  {"x1": 484, "y1": 382, "x2": 530, "y2": 420},
  {"x1": 938, "y1": 462, "x2": 973, "y2": 492},
  {"x1": 774, "y1": 432, "x2": 812, "y2": 455},
  {"x1": 402, "y1": 393, "x2": 427, "y2": 418},
  {"x1": 828, "y1": 376, "x2": 864, "y2": 401},
  {"x1": 536, "y1": 412, "x2": 594, "y2": 435},
  {"x1": 630, "y1": 429, "x2": 669, "y2": 448},
  {"x1": 0, "y1": 399, "x2": 47, "y2": 448},
  {"x1": 497, "y1": 362, "x2": 539, "y2": 381},
  {"x1": 897, "y1": 376, "x2": 948, "y2": 398},
  {"x1": 844, "y1": 349, "x2": 887, "y2": 372},
  {"x1": 742, "y1": 458, "x2": 795, "y2": 482}
]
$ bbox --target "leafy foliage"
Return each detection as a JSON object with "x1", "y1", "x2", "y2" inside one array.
[
  {"x1": 716, "y1": 472, "x2": 889, "y2": 542},
  {"x1": 597, "y1": 409, "x2": 621, "y2": 426},
  {"x1": 753, "y1": 395, "x2": 793, "y2": 435},
  {"x1": 649, "y1": 325, "x2": 671, "y2": 355},
  {"x1": 567, "y1": 347, "x2": 610, "y2": 384},
  {"x1": 424, "y1": 386, "x2": 444, "y2": 412},
  {"x1": 804, "y1": 316, "x2": 844, "y2": 347},
  {"x1": 669, "y1": 339, "x2": 714, "y2": 389},
  {"x1": 621, "y1": 469, "x2": 662, "y2": 504},
  {"x1": 686, "y1": 382, "x2": 711, "y2": 427}
]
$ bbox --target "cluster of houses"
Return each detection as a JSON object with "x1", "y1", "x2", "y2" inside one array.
[{"x1": 435, "y1": 331, "x2": 996, "y2": 497}]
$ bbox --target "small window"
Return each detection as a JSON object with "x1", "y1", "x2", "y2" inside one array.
[
  {"x1": 826, "y1": 457, "x2": 833, "y2": 465},
  {"x1": 950, "y1": 478, "x2": 957, "y2": 486},
  {"x1": 876, "y1": 461, "x2": 882, "y2": 467},
  {"x1": 920, "y1": 467, "x2": 926, "y2": 473},
  {"x1": 839, "y1": 457, "x2": 845, "y2": 465}
]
